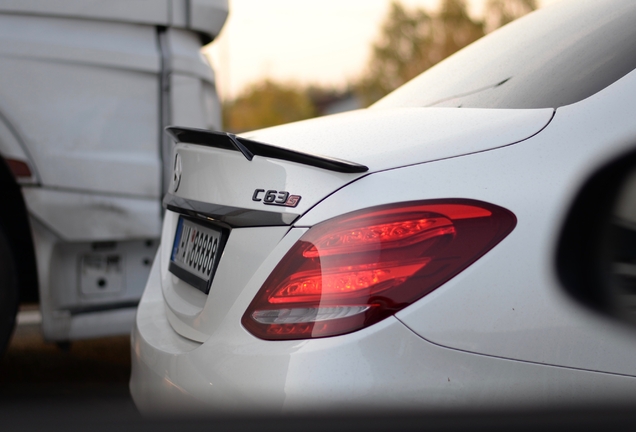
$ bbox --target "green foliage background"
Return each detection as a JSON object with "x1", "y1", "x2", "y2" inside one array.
[{"x1": 223, "y1": 0, "x2": 537, "y2": 133}]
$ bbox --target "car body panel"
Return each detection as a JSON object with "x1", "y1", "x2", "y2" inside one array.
[
  {"x1": 394, "y1": 68, "x2": 636, "y2": 375},
  {"x1": 132, "y1": 257, "x2": 636, "y2": 414},
  {"x1": 244, "y1": 107, "x2": 554, "y2": 173}
]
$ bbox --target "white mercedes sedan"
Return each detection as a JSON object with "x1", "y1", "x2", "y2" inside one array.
[{"x1": 131, "y1": 0, "x2": 636, "y2": 415}]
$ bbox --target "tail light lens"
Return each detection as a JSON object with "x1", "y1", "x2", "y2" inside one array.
[
  {"x1": 242, "y1": 199, "x2": 516, "y2": 340},
  {"x1": 4, "y1": 158, "x2": 32, "y2": 179}
]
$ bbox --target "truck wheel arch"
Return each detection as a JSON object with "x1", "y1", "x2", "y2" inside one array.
[{"x1": 0, "y1": 152, "x2": 40, "y2": 306}]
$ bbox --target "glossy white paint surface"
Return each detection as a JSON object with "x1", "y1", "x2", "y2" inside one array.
[
  {"x1": 393, "y1": 69, "x2": 636, "y2": 375},
  {"x1": 132, "y1": 269, "x2": 636, "y2": 414},
  {"x1": 245, "y1": 107, "x2": 554, "y2": 173}
]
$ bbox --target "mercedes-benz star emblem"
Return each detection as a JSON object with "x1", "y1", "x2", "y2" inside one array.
[{"x1": 172, "y1": 153, "x2": 182, "y2": 192}]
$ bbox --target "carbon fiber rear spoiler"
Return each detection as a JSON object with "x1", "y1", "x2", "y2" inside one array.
[{"x1": 165, "y1": 126, "x2": 369, "y2": 174}]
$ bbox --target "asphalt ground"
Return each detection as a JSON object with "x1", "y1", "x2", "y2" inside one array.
[
  {"x1": 0, "y1": 309, "x2": 132, "y2": 398},
  {"x1": 0, "y1": 305, "x2": 142, "y2": 429}
]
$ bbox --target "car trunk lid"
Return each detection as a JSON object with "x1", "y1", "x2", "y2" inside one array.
[{"x1": 161, "y1": 106, "x2": 554, "y2": 341}]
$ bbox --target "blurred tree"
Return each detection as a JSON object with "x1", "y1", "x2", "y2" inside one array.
[
  {"x1": 356, "y1": 0, "x2": 537, "y2": 106},
  {"x1": 306, "y1": 85, "x2": 362, "y2": 116},
  {"x1": 356, "y1": 1, "x2": 435, "y2": 106},
  {"x1": 484, "y1": 0, "x2": 538, "y2": 33},
  {"x1": 223, "y1": 0, "x2": 539, "y2": 130},
  {"x1": 438, "y1": 0, "x2": 486, "y2": 62},
  {"x1": 356, "y1": 0, "x2": 483, "y2": 106},
  {"x1": 222, "y1": 79, "x2": 316, "y2": 132}
]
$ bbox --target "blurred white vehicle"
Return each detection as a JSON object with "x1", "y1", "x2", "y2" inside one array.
[
  {"x1": 0, "y1": 0, "x2": 227, "y2": 352},
  {"x1": 131, "y1": 0, "x2": 636, "y2": 414}
]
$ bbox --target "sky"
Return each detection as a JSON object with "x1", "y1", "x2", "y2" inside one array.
[{"x1": 204, "y1": 0, "x2": 562, "y2": 101}]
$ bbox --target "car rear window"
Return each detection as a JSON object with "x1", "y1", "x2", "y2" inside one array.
[{"x1": 372, "y1": 0, "x2": 636, "y2": 110}]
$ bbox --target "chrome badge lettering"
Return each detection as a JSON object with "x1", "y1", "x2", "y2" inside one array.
[{"x1": 252, "y1": 189, "x2": 301, "y2": 208}]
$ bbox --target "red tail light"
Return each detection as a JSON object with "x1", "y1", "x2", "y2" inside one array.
[
  {"x1": 4, "y1": 158, "x2": 32, "y2": 179},
  {"x1": 242, "y1": 199, "x2": 516, "y2": 340}
]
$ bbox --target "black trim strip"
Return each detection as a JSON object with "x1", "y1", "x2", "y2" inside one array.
[
  {"x1": 165, "y1": 126, "x2": 369, "y2": 173},
  {"x1": 163, "y1": 193, "x2": 298, "y2": 227},
  {"x1": 227, "y1": 133, "x2": 254, "y2": 161},
  {"x1": 68, "y1": 301, "x2": 139, "y2": 316},
  {"x1": 157, "y1": 27, "x2": 173, "y2": 197}
]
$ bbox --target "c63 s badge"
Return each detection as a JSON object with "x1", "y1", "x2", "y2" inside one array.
[{"x1": 252, "y1": 189, "x2": 301, "y2": 208}]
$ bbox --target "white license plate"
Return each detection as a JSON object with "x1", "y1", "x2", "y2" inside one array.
[{"x1": 169, "y1": 217, "x2": 225, "y2": 293}]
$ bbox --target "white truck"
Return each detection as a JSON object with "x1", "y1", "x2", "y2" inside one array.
[{"x1": 0, "y1": 0, "x2": 227, "y2": 353}]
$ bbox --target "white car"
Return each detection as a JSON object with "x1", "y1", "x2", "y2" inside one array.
[{"x1": 131, "y1": 0, "x2": 636, "y2": 414}]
